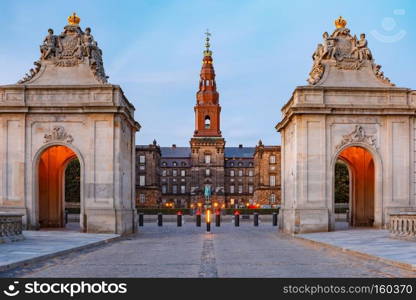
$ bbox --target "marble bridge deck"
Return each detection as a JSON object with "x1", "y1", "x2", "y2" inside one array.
[
  {"x1": 0, "y1": 230, "x2": 120, "y2": 273},
  {"x1": 297, "y1": 229, "x2": 416, "y2": 271}
]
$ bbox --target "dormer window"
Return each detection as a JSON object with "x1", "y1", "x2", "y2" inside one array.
[{"x1": 205, "y1": 116, "x2": 211, "y2": 129}]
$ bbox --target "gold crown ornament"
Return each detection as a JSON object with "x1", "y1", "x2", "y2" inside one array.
[
  {"x1": 334, "y1": 16, "x2": 347, "y2": 28},
  {"x1": 67, "y1": 12, "x2": 80, "y2": 25}
]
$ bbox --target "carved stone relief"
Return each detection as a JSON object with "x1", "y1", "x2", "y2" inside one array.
[
  {"x1": 44, "y1": 126, "x2": 74, "y2": 144},
  {"x1": 336, "y1": 125, "x2": 377, "y2": 151},
  {"x1": 307, "y1": 16, "x2": 394, "y2": 86},
  {"x1": 18, "y1": 13, "x2": 108, "y2": 84}
]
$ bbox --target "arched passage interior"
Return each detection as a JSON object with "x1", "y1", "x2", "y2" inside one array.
[
  {"x1": 336, "y1": 146, "x2": 375, "y2": 227},
  {"x1": 38, "y1": 145, "x2": 80, "y2": 228}
]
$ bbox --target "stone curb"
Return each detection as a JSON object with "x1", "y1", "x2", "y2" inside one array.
[
  {"x1": 0, "y1": 234, "x2": 123, "y2": 273},
  {"x1": 295, "y1": 235, "x2": 416, "y2": 272}
]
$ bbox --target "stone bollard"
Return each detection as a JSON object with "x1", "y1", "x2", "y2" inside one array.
[
  {"x1": 196, "y1": 210, "x2": 201, "y2": 227},
  {"x1": 234, "y1": 211, "x2": 240, "y2": 227},
  {"x1": 215, "y1": 210, "x2": 221, "y2": 227},
  {"x1": 139, "y1": 213, "x2": 144, "y2": 227},
  {"x1": 177, "y1": 211, "x2": 182, "y2": 227},
  {"x1": 157, "y1": 213, "x2": 163, "y2": 226},
  {"x1": 272, "y1": 212, "x2": 278, "y2": 226},
  {"x1": 254, "y1": 212, "x2": 259, "y2": 226}
]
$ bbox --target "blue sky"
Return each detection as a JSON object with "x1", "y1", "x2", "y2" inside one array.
[{"x1": 0, "y1": 0, "x2": 415, "y2": 146}]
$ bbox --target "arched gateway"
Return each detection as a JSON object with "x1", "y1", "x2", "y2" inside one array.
[
  {"x1": 277, "y1": 17, "x2": 416, "y2": 234},
  {"x1": 0, "y1": 14, "x2": 140, "y2": 234}
]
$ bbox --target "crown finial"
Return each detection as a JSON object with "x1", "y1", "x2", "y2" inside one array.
[
  {"x1": 67, "y1": 12, "x2": 81, "y2": 26},
  {"x1": 203, "y1": 29, "x2": 212, "y2": 56},
  {"x1": 335, "y1": 16, "x2": 347, "y2": 28}
]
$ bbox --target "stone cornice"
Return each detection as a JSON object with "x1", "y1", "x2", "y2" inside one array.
[{"x1": 277, "y1": 86, "x2": 416, "y2": 132}]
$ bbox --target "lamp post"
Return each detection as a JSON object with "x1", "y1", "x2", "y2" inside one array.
[{"x1": 206, "y1": 209, "x2": 211, "y2": 232}]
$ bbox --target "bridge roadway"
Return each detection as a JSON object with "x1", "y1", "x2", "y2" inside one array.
[{"x1": 3, "y1": 223, "x2": 416, "y2": 278}]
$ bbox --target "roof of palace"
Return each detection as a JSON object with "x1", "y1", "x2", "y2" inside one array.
[
  {"x1": 224, "y1": 147, "x2": 255, "y2": 158},
  {"x1": 160, "y1": 147, "x2": 192, "y2": 158},
  {"x1": 137, "y1": 145, "x2": 260, "y2": 159}
]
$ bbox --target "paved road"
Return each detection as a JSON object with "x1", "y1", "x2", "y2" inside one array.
[{"x1": 3, "y1": 224, "x2": 416, "y2": 278}]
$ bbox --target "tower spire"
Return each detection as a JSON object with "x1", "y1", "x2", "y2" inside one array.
[{"x1": 193, "y1": 31, "x2": 221, "y2": 137}]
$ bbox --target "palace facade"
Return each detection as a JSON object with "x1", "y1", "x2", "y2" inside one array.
[{"x1": 135, "y1": 35, "x2": 281, "y2": 209}]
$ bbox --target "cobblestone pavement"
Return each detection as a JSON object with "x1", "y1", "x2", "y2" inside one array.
[{"x1": 2, "y1": 224, "x2": 416, "y2": 278}]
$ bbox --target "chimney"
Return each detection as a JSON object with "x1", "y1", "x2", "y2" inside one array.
[{"x1": 239, "y1": 144, "x2": 243, "y2": 148}]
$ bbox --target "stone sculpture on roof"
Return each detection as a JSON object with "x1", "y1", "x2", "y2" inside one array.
[
  {"x1": 18, "y1": 13, "x2": 107, "y2": 84},
  {"x1": 307, "y1": 16, "x2": 394, "y2": 87}
]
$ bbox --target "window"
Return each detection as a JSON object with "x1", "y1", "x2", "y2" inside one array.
[
  {"x1": 205, "y1": 154, "x2": 211, "y2": 164},
  {"x1": 139, "y1": 165, "x2": 145, "y2": 170},
  {"x1": 238, "y1": 185, "x2": 243, "y2": 194},
  {"x1": 139, "y1": 194, "x2": 145, "y2": 204},
  {"x1": 230, "y1": 170, "x2": 235, "y2": 177},
  {"x1": 181, "y1": 170, "x2": 186, "y2": 177},
  {"x1": 249, "y1": 162, "x2": 253, "y2": 167},
  {"x1": 205, "y1": 169, "x2": 210, "y2": 176},
  {"x1": 172, "y1": 169, "x2": 177, "y2": 176},
  {"x1": 248, "y1": 170, "x2": 254, "y2": 177},
  {"x1": 162, "y1": 162, "x2": 167, "y2": 166},
  {"x1": 270, "y1": 175, "x2": 276, "y2": 187},
  {"x1": 139, "y1": 155, "x2": 145, "y2": 163},
  {"x1": 181, "y1": 185, "x2": 186, "y2": 194},
  {"x1": 139, "y1": 175, "x2": 145, "y2": 186},
  {"x1": 270, "y1": 193, "x2": 276, "y2": 203},
  {"x1": 238, "y1": 162, "x2": 243, "y2": 167},
  {"x1": 270, "y1": 165, "x2": 276, "y2": 171},
  {"x1": 162, "y1": 170, "x2": 167, "y2": 176},
  {"x1": 248, "y1": 185, "x2": 253, "y2": 193},
  {"x1": 173, "y1": 161, "x2": 177, "y2": 167},
  {"x1": 230, "y1": 162, "x2": 234, "y2": 167},
  {"x1": 205, "y1": 116, "x2": 211, "y2": 129},
  {"x1": 181, "y1": 162, "x2": 186, "y2": 167},
  {"x1": 162, "y1": 185, "x2": 167, "y2": 194},
  {"x1": 238, "y1": 170, "x2": 243, "y2": 177},
  {"x1": 269, "y1": 155, "x2": 276, "y2": 164},
  {"x1": 230, "y1": 185, "x2": 235, "y2": 193},
  {"x1": 172, "y1": 185, "x2": 178, "y2": 194}
]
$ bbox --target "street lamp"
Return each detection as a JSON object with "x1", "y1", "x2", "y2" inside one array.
[{"x1": 206, "y1": 209, "x2": 211, "y2": 232}]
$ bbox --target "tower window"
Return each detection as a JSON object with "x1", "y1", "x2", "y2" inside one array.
[
  {"x1": 270, "y1": 193, "x2": 276, "y2": 203},
  {"x1": 205, "y1": 154, "x2": 211, "y2": 164},
  {"x1": 270, "y1": 175, "x2": 276, "y2": 187},
  {"x1": 205, "y1": 116, "x2": 211, "y2": 129}
]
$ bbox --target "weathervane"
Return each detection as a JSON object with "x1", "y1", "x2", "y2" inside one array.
[{"x1": 204, "y1": 29, "x2": 212, "y2": 56}]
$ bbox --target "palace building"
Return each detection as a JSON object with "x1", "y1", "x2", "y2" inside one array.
[{"x1": 135, "y1": 34, "x2": 281, "y2": 209}]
